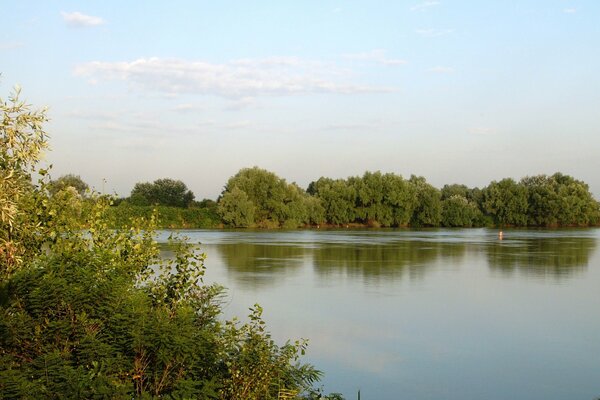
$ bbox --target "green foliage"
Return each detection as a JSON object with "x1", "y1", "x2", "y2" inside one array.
[
  {"x1": 218, "y1": 167, "x2": 318, "y2": 228},
  {"x1": 1, "y1": 86, "x2": 49, "y2": 278},
  {"x1": 482, "y1": 178, "x2": 528, "y2": 227},
  {"x1": 106, "y1": 202, "x2": 221, "y2": 229},
  {"x1": 218, "y1": 186, "x2": 256, "y2": 227},
  {"x1": 311, "y1": 178, "x2": 356, "y2": 225},
  {"x1": 130, "y1": 178, "x2": 195, "y2": 208},
  {"x1": 409, "y1": 175, "x2": 442, "y2": 227},
  {"x1": 521, "y1": 173, "x2": 599, "y2": 227},
  {"x1": 221, "y1": 168, "x2": 598, "y2": 229},
  {"x1": 0, "y1": 87, "x2": 333, "y2": 399},
  {"x1": 441, "y1": 195, "x2": 482, "y2": 227},
  {"x1": 220, "y1": 305, "x2": 321, "y2": 400},
  {"x1": 48, "y1": 174, "x2": 89, "y2": 197}
]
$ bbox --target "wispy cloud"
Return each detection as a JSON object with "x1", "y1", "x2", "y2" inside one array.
[
  {"x1": 223, "y1": 97, "x2": 259, "y2": 111},
  {"x1": 563, "y1": 8, "x2": 577, "y2": 14},
  {"x1": 410, "y1": 1, "x2": 440, "y2": 11},
  {"x1": 64, "y1": 110, "x2": 123, "y2": 121},
  {"x1": 416, "y1": 28, "x2": 454, "y2": 38},
  {"x1": 343, "y1": 49, "x2": 408, "y2": 66},
  {"x1": 221, "y1": 121, "x2": 253, "y2": 130},
  {"x1": 325, "y1": 122, "x2": 383, "y2": 131},
  {"x1": 171, "y1": 103, "x2": 206, "y2": 113},
  {"x1": 468, "y1": 127, "x2": 497, "y2": 136},
  {"x1": 428, "y1": 66, "x2": 454, "y2": 73},
  {"x1": 0, "y1": 41, "x2": 25, "y2": 50},
  {"x1": 74, "y1": 57, "x2": 393, "y2": 98},
  {"x1": 61, "y1": 11, "x2": 105, "y2": 27}
]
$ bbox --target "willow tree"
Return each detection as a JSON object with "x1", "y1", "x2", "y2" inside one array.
[
  {"x1": 0, "y1": 86, "x2": 48, "y2": 279},
  {"x1": 218, "y1": 167, "x2": 318, "y2": 228}
]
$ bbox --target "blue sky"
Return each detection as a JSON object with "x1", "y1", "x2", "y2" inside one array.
[{"x1": 2, "y1": 1, "x2": 599, "y2": 199}]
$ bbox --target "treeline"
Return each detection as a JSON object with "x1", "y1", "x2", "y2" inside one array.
[
  {"x1": 46, "y1": 175, "x2": 221, "y2": 228},
  {"x1": 49, "y1": 167, "x2": 600, "y2": 229},
  {"x1": 217, "y1": 167, "x2": 600, "y2": 228}
]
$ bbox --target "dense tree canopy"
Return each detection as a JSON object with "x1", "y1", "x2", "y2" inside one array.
[
  {"x1": 219, "y1": 168, "x2": 598, "y2": 229},
  {"x1": 482, "y1": 178, "x2": 529, "y2": 227},
  {"x1": 218, "y1": 167, "x2": 322, "y2": 228},
  {"x1": 129, "y1": 178, "x2": 195, "y2": 207},
  {"x1": 521, "y1": 173, "x2": 599, "y2": 227}
]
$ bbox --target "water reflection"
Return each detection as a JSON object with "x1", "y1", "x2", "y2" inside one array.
[
  {"x1": 213, "y1": 243, "x2": 307, "y2": 288},
  {"x1": 311, "y1": 241, "x2": 466, "y2": 283},
  {"x1": 163, "y1": 230, "x2": 597, "y2": 288},
  {"x1": 486, "y1": 237, "x2": 596, "y2": 278},
  {"x1": 203, "y1": 230, "x2": 598, "y2": 288}
]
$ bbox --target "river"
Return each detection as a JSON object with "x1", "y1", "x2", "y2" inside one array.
[{"x1": 157, "y1": 228, "x2": 600, "y2": 400}]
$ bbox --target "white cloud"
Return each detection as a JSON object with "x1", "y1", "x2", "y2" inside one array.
[
  {"x1": 343, "y1": 49, "x2": 408, "y2": 66},
  {"x1": 428, "y1": 66, "x2": 454, "y2": 73},
  {"x1": 416, "y1": 28, "x2": 454, "y2": 38},
  {"x1": 410, "y1": 1, "x2": 440, "y2": 11},
  {"x1": 74, "y1": 57, "x2": 393, "y2": 98},
  {"x1": 563, "y1": 8, "x2": 577, "y2": 14},
  {"x1": 61, "y1": 11, "x2": 105, "y2": 27}
]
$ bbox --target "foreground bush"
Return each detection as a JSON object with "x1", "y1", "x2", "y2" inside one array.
[{"x1": 0, "y1": 86, "x2": 337, "y2": 399}]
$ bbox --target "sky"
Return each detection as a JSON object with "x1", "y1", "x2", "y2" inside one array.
[{"x1": 2, "y1": 1, "x2": 599, "y2": 199}]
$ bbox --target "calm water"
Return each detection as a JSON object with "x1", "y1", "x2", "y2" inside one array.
[{"x1": 157, "y1": 228, "x2": 600, "y2": 400}]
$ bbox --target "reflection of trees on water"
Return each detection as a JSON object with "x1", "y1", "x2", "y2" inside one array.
[
  {"x1": 311, "y1": 241, "x2": 467, "y2": 283},
  {"x1": 163, "y1": 233, "x2": 598, "y2": 288},
  {"x1": 486, "y1": 237, "x2": 597, "y2": 278},
  {"x1": 213, "y1": 243, "x2": 307, "y2": 289}
]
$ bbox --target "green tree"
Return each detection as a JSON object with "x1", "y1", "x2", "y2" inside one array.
[
  {"x1": 217, "y1": 186, "x2": 256, "y2": 227},
  {"x1": 441, "y1": 184, "x2": 470, "y2": 200},
  {"x1": 1, "y1": 86, "x2": 48, "y2": 279},
  {"x1": 220, "y1": 167, "x2": 288, "y2": 224},
  {"x1": 383, "y1": 173, "x2": 417, "y2": 227},
  {"x1": 482, "y1": 178, "x2": 529, "y2": 226},
  {"x1": 130, "y1": 178, "x2": 195, "y2": 208},
  {"x1": 48, "y1": 174, "x2": 89, "y2": 197},
  {"x1": 311, "y1": 178, "x2": 356, "y2": 225},
  {"x1": 218, "y1": 167, "x2": 316, "y2": 228},
  {"x1": 409, "y1": 175, "x2": 442, "y2": 227},
  {"x1": 441, "y1": 195, "x2": 482, "y2": 227},
  {"x1": 521, "y1": 173, "x2": 599, "y2": 227}
]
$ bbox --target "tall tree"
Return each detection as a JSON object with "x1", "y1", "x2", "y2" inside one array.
[
  {"x1": 130, "y1": 178, "x2": 195, "y2": 208},
  {"x1": 409, "y1": 175, "x2": 442, "y2": 227},
  {"x1": 1, "y1": 86, "x2": 48, "y2": 279},
  {"x1": 219, "y1": 167, "x2": 316, "y2": 227},
  {"x1": 482, "y1": 178, "x2": 529, "y2": 226}
]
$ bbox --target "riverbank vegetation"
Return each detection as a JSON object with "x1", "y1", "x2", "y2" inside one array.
[
  {"x1": 53, "y1": 164, "x2": 598, "y2": 230},
  {"x1": 1, "y1": 87, "x2": 341, "y2": 399},
  {"x1": 53, "y1": 167, "x2": 599, "y2": 230},
  {"x1": 216, "y1": 167, "x2": 599, "y2": 228}
]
